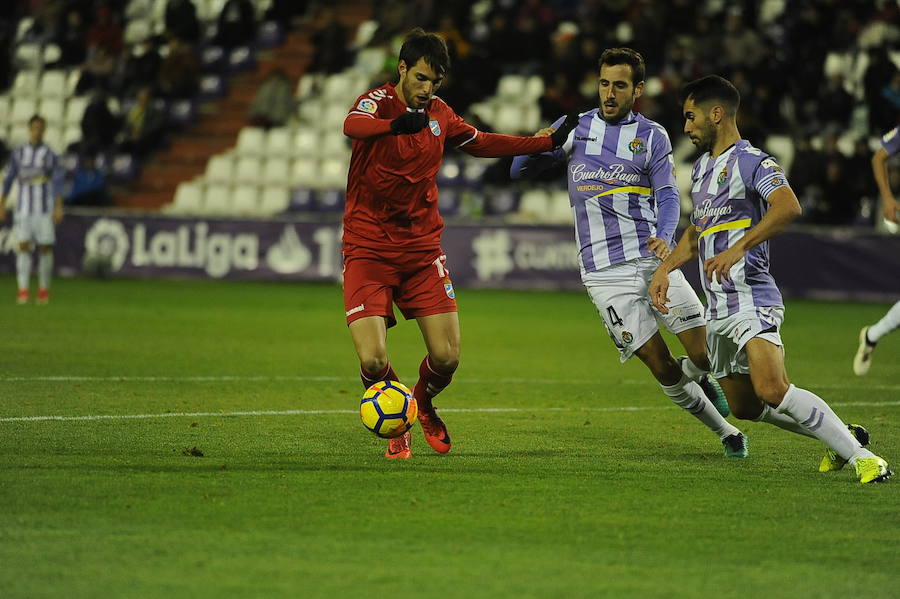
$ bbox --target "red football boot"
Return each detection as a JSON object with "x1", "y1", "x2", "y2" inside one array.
[
  {"x1": 418, "y1": 403, "x2": 451, "y2": 454},
  {"x1": 385, "y1": 430, "x2": 412, "y2": 459},
  {"x1": 36, "y1": 287, "x2": 50, "y2": 305},
  {"x1": 16, "y1": 288, "x2": 29, "y2": 304}
]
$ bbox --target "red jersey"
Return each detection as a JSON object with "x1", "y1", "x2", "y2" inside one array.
[{"x1": 342, "y1": 82, "x2": 554, "y2": 251}]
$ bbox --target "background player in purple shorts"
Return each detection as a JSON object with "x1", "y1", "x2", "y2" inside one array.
[
  {"x1": 650, "y1": 75, "x2": 891, "y2": 483},
  {"x1": 513, "y1": 48, "x2": 747, "y2": 458},
  {"x1": 852, "y1": 124, "x2": 900, "y2": 375}
]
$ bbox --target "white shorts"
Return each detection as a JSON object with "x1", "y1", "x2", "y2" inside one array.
[
  {"x1": 584, "y1": 257, "x2": 706, "y2": 362},
  {"x1": 706, "y1": 306, "x2": 785, "y2": 379},
  {"x1": 13, "y1": 213, "x2": 55, "y2": 246}
]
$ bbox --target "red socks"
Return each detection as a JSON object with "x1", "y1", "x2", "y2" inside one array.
[
  {"x1": 413, "y1": 355, "x2": 455, "y2": 410},
  {"x1": 360, "y1": 363, "x2": 398, "y2": 389}
]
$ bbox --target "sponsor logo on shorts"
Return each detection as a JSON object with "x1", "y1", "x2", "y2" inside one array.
[
  {"x1": 346, "y1": 304, "x2": 365, "y2": 317},
  {"x1": 621, "y1": 331, "x2": 633, "y2": 344},
  {"x1": 679, "y1": 313, "x2": 702, "y2": 323}
]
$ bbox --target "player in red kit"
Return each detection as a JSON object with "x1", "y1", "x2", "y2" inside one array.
[{"x1": 343, "y1": 29, "x2": 576, "y2": 458}]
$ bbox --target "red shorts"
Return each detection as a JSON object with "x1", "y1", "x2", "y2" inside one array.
[{"x1": 342, "y1": 244, "x2": 458, "y2": 327}]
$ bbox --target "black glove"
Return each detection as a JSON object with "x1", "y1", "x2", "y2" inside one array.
[
  {"x1": 391, "y1": 111, "x2": 429, "y2": 135},
  {"x1": 549, "y1": 113, "x2": 580, "y2": 147}
]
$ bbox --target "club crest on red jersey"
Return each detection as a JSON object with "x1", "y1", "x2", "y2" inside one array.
[{"x1": 430, "y1": 120, "x2": 441, "y2": 136}]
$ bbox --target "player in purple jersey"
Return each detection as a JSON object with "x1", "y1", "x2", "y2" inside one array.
[
  {"x1": 0, "y1": 115, "x2": 64, "y2": 305},
  {"x1": 513, "y1": 48, "x2": 748, "y2": 458},
  {"x1": 853, "y1": 124, "x2": 900, "y2": 375},
  {"x1": 650, "y1": 75, "x2": 891, "y2": 483}
]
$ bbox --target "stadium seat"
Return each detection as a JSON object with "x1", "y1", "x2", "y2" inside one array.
[
  {"x1": 228, "y1": 46, "x2": 255, "y2": 71},
  {"x1": 524, "y1": 75, "x2": 544, "y2": 100},
  {"x1": 438, "y1": 188, "x2": 461, "y2": 215},
  {"x1": 42, "y1": 44, "x2": 62, "y2": 65},
  {"x1": 0, "y1": 96, "x2": 10, "y2": 121},
  {"x1": 40, "y1": 71, "x2": 68, "y2": 97},
  {"x1": 257, "y1": 22, "x2": 283, "y2": 49},
  {"x1": 297, "y1": 98, "x2": 324, "y2": 124},
  {"x1": 546, "y1": 190, "x2": 573, "y2": 224},
  {"x1": 124, "y1": 19, "x2": 152, "y2": 45},
  {"x1": 232, "y1": 184, "x2": 260, "y2": 215},
  {"x1": 289, "y1": 188, "x2": 315, "y2": 211},
  {"x1": 39, "y1": 99, "x2": 66, "y2": 124},
  {"x1": 237, "y1": 127, "x2": 266, "y2": 156},
  {"x1": 202, "y1": 46, "x2": 226, "y2": 71},
  {"x1": 518, "y1": 189, "x2": 550, "y2": 221},
  {"x1": 169, "y1": 181, "x2": 205, "y2": 214},
  {"x1": 319, "y1": 158, "x2": 348, "y2": 190},
  {"x1": 43, "y1": 125, "x2": 65, "y2": 151},
  {"x1": 316, "y1": 189, "x2": 345, "y2": 211},
  {"x1": 469, "y1": 101, "x2": 496, "y2": 127},
  {"x1": 485, "y1": 189, "x2": 520, "y2": 216},
  {"x1": 266, "y1": 128, "x2": 294, "y2": 157},
  {"x1": 203, "y1": 183, "x2": 232, "y2": 214},
  {"x1": 15, "y1": 43, "x2": 41, "y2": 69},
  {"x1": 235, "y1": 156, "x2": 262, "y2": 184},
  {"x1": 320, "y1": 132, "x2": 349, "y2": 158},
  {"x1": 497, "y1": 74, "x2": 526, "y2": 99},
  {"x1": 66, "y1": 70, "x2": 82, "y2": 95},
  {"x1": 10, "y1": 98, "x2": 37, "y2": 125},
  {"x1": 765, "y1": 134, "x2": 795, "y2": 174},
  {"x1": 293, "y1": 129, "x2": 318, "y2": 157},
  {"x1": 494, "y1": 103, "x2": 532, "y2": 135},
  {"x1": 259, "y1": 186, "x2": 290, "y2": 215},
  {"x1": 63, "y1": 125, "x2": 82, "y2": 149},
  {"x1": 65, "y1": 97, "x2": 89, "y2": 125},
  {"x1": 206, "y1": 154, "x2": 234, "y2": 183},
  {"x1": 200, "y1": 74, "x2": 226, "y2": 99},
  {"x1": 15, "y1": 17, "x2": 33, "y2": 42},
  {"x1": 438, "y1": 159, "x2": 462, "y2": 186},
  {"x1": 111, "y1": 154, "x2": 139, "y2": 180},
  {"x1": 262, "y1": 158, "x2": 291, "y2": 185},
  {"x1": 13, "y1": 72, "x2": 40, "y2": 96},
  {"x1": 9, "y1": 125, "x2": 30, "y2": 146},
  {"x1": 320, "y1": 104, "x2": 348, "y2": 130},
  {"x1": 291, "y1": 158, "x2": 318, "y2": 188},
  {"x1": 324, "y1": 72, "x2": 353, "y2": 99},
  {"x1": 296, "y1": 74, "x2": 324, "y2": 100}
]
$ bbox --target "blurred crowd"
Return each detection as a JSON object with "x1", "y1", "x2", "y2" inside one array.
[{"x1": 360, "y1": 0, "x2": 900, "y2": 226}]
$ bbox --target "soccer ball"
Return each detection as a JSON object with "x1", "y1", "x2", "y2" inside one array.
[{"x1": 360, "y1": 380, "x2": 418, "y2": 439}]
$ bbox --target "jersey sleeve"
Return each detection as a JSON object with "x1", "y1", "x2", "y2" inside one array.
[
  {"x1": 444, "y1": 107, "x2": 478, "y2": 149},
  {"x1": 509, "y1": 115, "x2": 568, "y2": 180},
  {"x1": 647, "y1": 126, "x2": 677, "y2": 191},
  {"x1": 881, "y1": 126, "x2": 900, "y2": 157},
  {"x1": 751, "y1": 156, "x2": 790, "y2": 200}
]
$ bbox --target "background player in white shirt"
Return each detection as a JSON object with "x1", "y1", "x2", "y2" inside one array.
[
  {"x1": 853, "y1": 124, "x2": 900, "y2": 375},
  {"x1": 0, "y1": 115, "x2": 64, "y2": 304}
]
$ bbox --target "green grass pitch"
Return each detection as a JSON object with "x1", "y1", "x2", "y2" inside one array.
[{"x1": 1, "y1": 276, "x2": 897, "y2": 598}]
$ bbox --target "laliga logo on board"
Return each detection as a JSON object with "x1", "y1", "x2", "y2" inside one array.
[{"x1": 84, "y1": 218, "x2": 130, "y2": 270}]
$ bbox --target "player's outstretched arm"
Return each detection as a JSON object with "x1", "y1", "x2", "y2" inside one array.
[
  {"x1": 703, "y1": 185, "x2": 801, "y2": 284},
  {"x1": 460, "y1": 113, "x2": 579, "y2": 159},
  {"x1": 871, "y1": 147, "x2": 898, "y2": 223},
  {"x1": 650, "y1": 227, "x2": 699, "y2": 314}
]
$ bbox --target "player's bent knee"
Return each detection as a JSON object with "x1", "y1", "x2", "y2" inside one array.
[
  {"x1": 754, "y1": 382, "x2": 789, "y2": 407},
  {"x1": 429, "y1": 353, "x2": 459, "y2": 374},
  {"x1": 359, "y1": 356, "x2": 389, "y2": 377},
  {"x1": 730, "y1": 402, "x2": 764, "y2": 421}
]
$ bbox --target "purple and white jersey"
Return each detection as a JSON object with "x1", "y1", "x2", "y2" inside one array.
[
  {"x1": 690, "y1": 140, "x2": 787, "y2": 319},
  {"x1": 2, "y1": 143, "x2": 63, "y2": 217},
  {"x1": 513, "y1": 110, "x2": 678, "y2": 275},
  {"x1": 881, "y1": 126, "x2": 900, "y2": 157}
]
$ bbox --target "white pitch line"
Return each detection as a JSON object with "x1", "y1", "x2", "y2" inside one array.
[
  {"x1": 2, "y1": 401, "x2": 899, "y2": 423},
  {"x1": 1, "y1": 375, "x2": 898, "y2": 392}
]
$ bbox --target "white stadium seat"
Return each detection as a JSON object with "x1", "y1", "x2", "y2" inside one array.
[
  {"x1": 319, "y1": 132, "x2": 349, "y2": 158},
  {"x1": 262, "y1": 158, "x2": 291, "y2": 185},
  {"x1": 15, "y1": 43, "x2": 41, "y2": 69},
  {"x1": 295, "y1": 74, "x2": 324, "y2": 100},
  {"x1": 517, "y1": 189, "x2": 550, "y2": 221},
  {"x1": 231, "y1": 185, "x2": 260, "y2": 215},
  {"x1": 40, "y1": 71, "x2": 68, "y2": 97},
  {"x1": 65, "y1": 96, "x2": 89, "y2": 124},
  {"x1": 320, "y1": 104, "x2": 348, "y2": 130},
  {"x1": 319, "y1": 158, "x2": 348, "y2": 190},
  {"x1": 235, "y1": 156, "x2": 262, "y2": 184},
  {"x1": 63, "y1": 125, "x2": 81, "y2": 148},
  {"x1": 297, "y1": 98, "x2": 323, "y2": 123},
  {"x1": 169, "y1": 181, "x2": 205, "y2": 214},
  {"x1": 206, "y1": 154, "x2": 234, "y2": 183},
  {"x1": 236, "y1": 127, "x2": 266, "y2": 155},
  {"x1": 524, "y1": 75, "x2": 544, "y2": 100},
  {"x1": 259, "y1": 186, "x2": 290, "y2": 215},
  {"x1": 266, "y1": 128, "x2": 294, "y2": 156},
  {"x1": 9, "y1": 125, "x2": 30, "y2": 146},
  {"x1": 42, "y1": 44, "x2": 62, "y2": 65},
  {"x1": 496, "y1": 74, "x2": 526, "y2": 99},
  {"x1": 0, "y1": 95, "x2": 10, "y2": 121},
  {"x1": 10, "y1": 98, "x2": 37, "y2": 124},
  {"x1": 293, "y1": 129, "x2": 318, "y2": 157},
  {"x1": 323, "y1": 72, "x2": 354, "y2": 99},
  {"x1": 39, "y1": 98, "x2": 66, "y2": 124},
  {"x1": 43, "y1": 125, "x2": 65, "y2": 151},
  {"x1": 13, "y1": 71, "x2": 40, "y2": 96},
  {"x1": 203, "y1": 183, "x2": 232, "y2": 214},
  {"x1": 291, "y1": 158, "x2": 318, "y2": 187},
  {"x1": 546, "y1": 190, "x2": 574, "y2": 224}
]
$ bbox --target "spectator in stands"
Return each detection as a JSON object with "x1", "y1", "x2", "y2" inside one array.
[
  {"x1": 67, "y1": 154, "x2": 110, "y2": 207},
  {"x1": 119, "y1": 87, "x2": 165, "y2": 157},
  {"x1": 817, "y1": 74, "x2": 854, "y2": 134},
  {"x1": 119, "y1": 37, "x2": 162, "y2": 96},
  {"x1": 55, "y1": 9, "x2": 88, "y2": 67},
  {"x1": 80, "y1": 87, "x2": 119, "y2": 156},
  {"x1": 265, "y1": 0, "x2": 308, "y2": 31},
  {"x1": 75, "y1": 46, "x2": 117, "y2": 94},
  {"x1": 165, "y1": 0, "x2": 201, "y2": 44},
  {"x1": 86, "y1": 6, "x2": 123, "y2": 57},
  {"x1": 309, "y1": 7, "x2": 348, "y2": 74},
  {"x1": 214, "y1": 0, "x2": 256, "y2": 50},
  {"x1": 157, "y1": 38, "x2": 200, "y2": 99},
  {"x1": 249, "y1": 68, "x2": 295, "y2": 129}
]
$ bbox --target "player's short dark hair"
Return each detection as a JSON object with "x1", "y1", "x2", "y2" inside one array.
[
  {"x1": 28, "y1": 114, "x2": 46, "y2": 126},
  {"x1": 399, "y1": 28, "x2": 450, "y2": 76},
  {"x1": 680, "y1": 75, "x2": 741, "y2": 115},
  {"x1": 599, "y1": 47, "x2": 645, "y2": 84}
]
